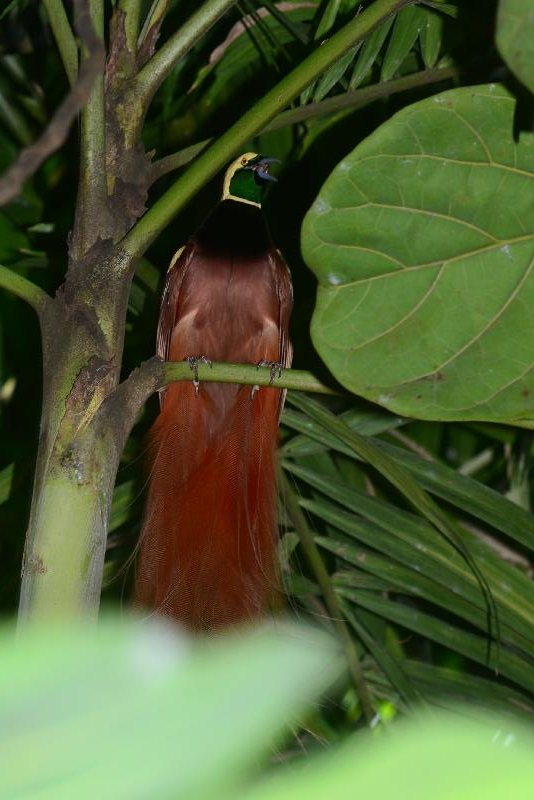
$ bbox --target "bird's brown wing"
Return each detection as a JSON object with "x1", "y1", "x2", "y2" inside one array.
[{"x1": 156, "y1": 243, "x2": 196, "y2": 403}]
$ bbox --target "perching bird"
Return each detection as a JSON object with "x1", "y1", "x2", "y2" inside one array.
[{"x1": 134, "y1": 153, "x2": 293, "y2": 631}]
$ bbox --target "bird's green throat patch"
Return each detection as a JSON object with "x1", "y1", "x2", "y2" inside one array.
[{"x1": 222, "y1": 152, "x2": 276, "y2": 207}]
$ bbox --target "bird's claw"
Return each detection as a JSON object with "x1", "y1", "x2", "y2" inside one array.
[
  {"x1": 257, "y1": 360, "x2": 283, "y2": 385},
  {"x1": 186, "y1": 355, "x2": 212, "y2": 395}
]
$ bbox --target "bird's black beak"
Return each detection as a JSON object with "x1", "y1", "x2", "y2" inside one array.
[{"x1": 250, "y1": 156, "x2": 280, "y2": 183}]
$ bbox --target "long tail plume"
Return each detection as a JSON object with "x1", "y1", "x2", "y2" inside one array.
[{"x1": 134, "y1": 380, "x2": 282, "y2": 630}]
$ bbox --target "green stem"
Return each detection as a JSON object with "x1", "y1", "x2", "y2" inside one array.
[
  {"x1": 152, "y1": 65, "x2": 459, "y2": 179},
  {"x1": 281, "y1": 472, "x2": 375, "y2": 725},
  {"x1": 122, "y1": 0, "x2": 414, "y2": 260},
  {"x1": 42, "y1": 0, "x2": 78, "y2": 87},
  {"x1": 74, "y1": 0, "x2": 108, "y2": 257},
  {"x1": 163, "y1": 361, "x2": 335, "y2": 394},
  {"x1": 0, "y1": 264, "x2": 51, "y2": 314},
  {"x1": 137, "y1": 0, "x2": 170, "y2": 48},
  {"x1": 119, "y1": 0, "x2": 143, "y2": 53},
  {"x1": 135, "y1": 0, "x2": 237, "y2": 109}
]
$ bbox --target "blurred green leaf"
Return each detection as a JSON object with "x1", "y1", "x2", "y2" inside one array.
[
  {"x1": 0, "y1": 214, "x2": 29, "y2": 262},
  {"x1": 240, "y1": 713, "x2": 534, "y2": 800},
  {"x1": 0, "y1": 618, "x2": 341, "y2": 799}
]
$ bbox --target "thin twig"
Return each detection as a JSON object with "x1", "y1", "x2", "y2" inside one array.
[{"x1": 0, "y1": 0, "x2": 105, "y2": 207}]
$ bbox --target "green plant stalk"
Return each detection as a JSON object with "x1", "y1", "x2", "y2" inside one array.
[
  {"x1": 122, "y1": 0, "x2": 414, "y2": 260},
  {"x1": 119, "y1": 0, "x2": 143, "y2": 54},
  {"x1": 18, "y1": 355, "x2": 122, "y2": 621},
  {"x1": 17, "y1": 257, "x2": 138, "y2": 621},
  {"x1": 137, "y1": 0, "x2": 170, "y2": 47},
  {"x1": 42, "y1": 0, "x2": 78, "y2": 87},
  {"x1": 0, "y1": 264, "x2": 51, "y2": 313},
  {"x1": 74, "y1": 0, "x2": 108, "y2": 258},
  {"x1": 18, "y1": 323, "x2": 146, "y2": 621},
  {"x1": 281, "y1": 472, "x2": 375, "y2": 724}
]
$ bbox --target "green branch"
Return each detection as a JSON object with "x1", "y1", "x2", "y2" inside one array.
[
  {"x1": 81, "y1": 0, "x2": 105, "y2": 181},
  {"x1": 122, "y1": 0, "x2": 414, "y2": 261},
  {"x1": 0, "y1": 264, "x2": 51, "y2": 314},
  {"x1": 43, "y1": 0, "x2": 78, "y2": 87},
  {"x1": 107, "y1": 360, "x2": 335, "y2": 451},
  {"x1": 134, "y1": 0, "x2": 237, "y2": 115},
  {"x1": 119, "y1": 0, "x2": 143, "y2": 53},
  {"x1": 73, "y1": 0, "x2": 108, "y2": 258},
  {"x1": 162, "y1": 361, "x2": 335, "y2": 394},
  {"x1": 137, "y1": 0, "x2": 170, "y2": 50},
  {"x1": 151, "y1": 65, "x2": 459, "y2": 180}
]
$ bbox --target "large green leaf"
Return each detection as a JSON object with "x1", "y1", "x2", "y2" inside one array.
[
  {"x1": 496, "y1": 0, "x2": 534, "y2": 93},
  {"x1": 302, "y1": 85, "x2": 534, "y2": 424}
]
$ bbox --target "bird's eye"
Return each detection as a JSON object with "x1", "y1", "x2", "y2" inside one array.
[{"x1": 241, "y1": 157, "x2": 248, "y2": 166}]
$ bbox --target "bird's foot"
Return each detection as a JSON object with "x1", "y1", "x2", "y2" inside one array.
[
  {"x1": 257, "y1": 360, "x2": 283, "y2": 385},
  {"x1": 185, "y1": 355, "x2": 212, "y2": 395}
]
